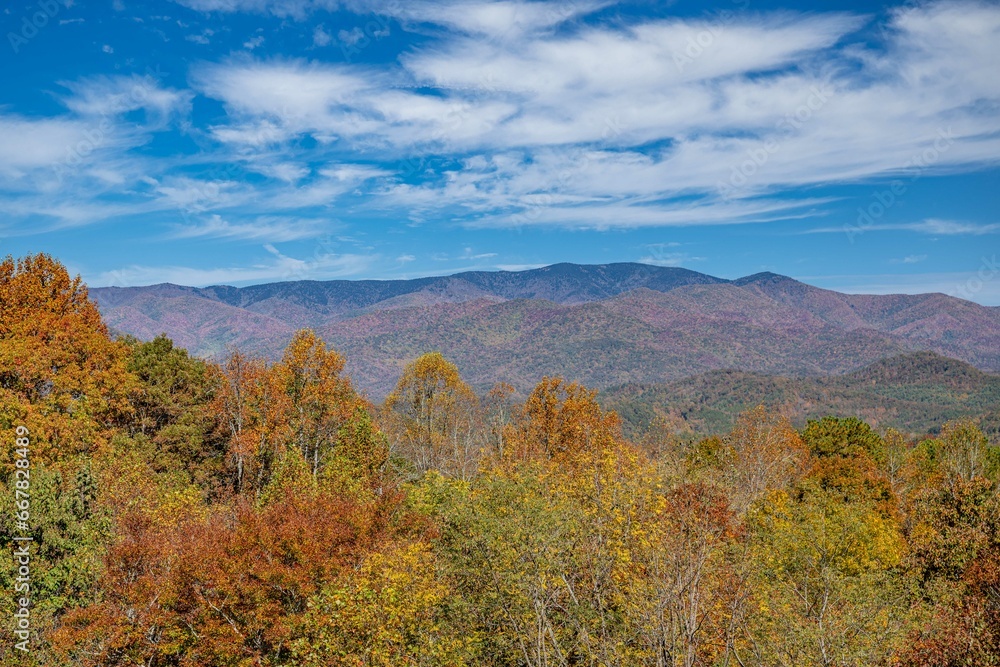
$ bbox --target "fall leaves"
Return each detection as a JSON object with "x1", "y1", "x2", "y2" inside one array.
[
  {"x1": 2, "y1": 254, "x2": 1000, "y2": 666},
  {"x1": 0, "y1": 254, "x2": 132, "y2": 464}
]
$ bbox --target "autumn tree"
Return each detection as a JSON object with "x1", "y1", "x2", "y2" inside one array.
[
  {"x1": 210, "y1": 350, "x2": 290, "y2": 496},
  {"x1": 210, "y1": 330, "x2": 372, "y2": 496},
  {"x1": 801, "y1": 416, "x2": 899, "y2": 521},
  {"x1": 633, "y1": 482, "x2": 740, "y2": 667},
  {"x1": 739, "y1": 486, "x2": 909, "y2": 666},
  {"x1": 277, "y1": 329, "x2": 363, "y2": 477},
  {"x1": 0, "y1": 253, "x2": 133, "y2": 464},
  {"x1": 723, "y1": 406, "x2": 807, "y2": 514},
  {"x1": 802, "y1": 416, "x2": 887, "y2": 464},
  {"x1": 384, "y1": 352, "x2": 480, "y2": 480},
  {"x1": 289, "y1": 540, "x2": 474, "y2": 666},
  {"x1": 504, "y1": 376, "x2": 625, "y2": 466},
  {"x1": 54, "y1": 444, "x2": 462, "y2": 666},
  {"x1": 483, "y1": 381, "x2": 515, "y2": 457},
  {"x1": 883, "y1": 427, "x2": 911, "y2": 502},
  {"x1": 899, "y1": 475, "x2": 1000, "y2": 666},
  {"x1": 0, "y1": 464, "x2": 110, "y2": 665},
  {"x1": 936, "y1": 418, "x2": 992, "y2": 483},
  {"x1": 424, "y1": 378, "x2": 658, "y2": 666},
  {"x1": 0, "y1": 255, "x2": 136, "y2": 661}
]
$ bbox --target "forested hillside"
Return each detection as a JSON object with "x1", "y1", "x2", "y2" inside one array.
[
  {"x1": 3, "y1": 254, "x2": 1000, "y2": 666},
  {"x1": 603, "y1": 351, "x2": 1000, "y2": 439}
]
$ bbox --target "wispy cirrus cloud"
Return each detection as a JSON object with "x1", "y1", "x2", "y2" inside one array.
[
  {"x1": 95, "y1": 244, "x2": 376, "y2": 287},
  {"x1": 171, "y1": 0, "x2": 609, "y2": 37},
  {"x1": 889, "y1": 254, "x2": 928, "y2": 264},
  {"x1": 180, "y1": 1, "x2": 1000, "y2": 231},
  {"x1": 169, "y1": 214, "x2": 331, "y2": 241},
  {"x1": 7, "y1": 1, "x2": 1000, "y2": 236},
  {"x1": 60, "y1": 74, "x2": 192, "y2": 124},
  {"x1": 3, "y1": 0, "x2": 1000, "y2": 293},
  {"x1": 804, "y1": 218, "x2": 1000, "y2": 236}
]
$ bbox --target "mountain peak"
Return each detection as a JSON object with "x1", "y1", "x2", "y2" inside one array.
[{"x1": 732, "y1": 272, "x2": 798, "y2": 286}]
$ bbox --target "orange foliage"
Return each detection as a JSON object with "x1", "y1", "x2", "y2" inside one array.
[
  {"x1": 505, "y1": 376, "x2": 626, "y2": 465},
  {"x1": 0, "y1": 253, "x2": 132, "y2": 463},
  {"x1": 209, "y1": 330, "x2": 367, "y2": 496},
  {"x1": 54, "y1": 483, "x2": 405, "y2": 665},
  {"x1": 724, "y1": 405, "x2": 807, "y2": 513}
]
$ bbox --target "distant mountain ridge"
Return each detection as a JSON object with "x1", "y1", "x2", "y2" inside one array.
[
  {"x1": 97, "y1": 263, "x2": 725, "y2": 312},
  {"x1": 91, "y1": 263, "x2": 1000, "y2": 398}
]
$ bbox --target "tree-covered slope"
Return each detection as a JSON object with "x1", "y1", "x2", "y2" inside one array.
[{"x1": 601, "y1": 351, "x2": 1000, "y2": 438}]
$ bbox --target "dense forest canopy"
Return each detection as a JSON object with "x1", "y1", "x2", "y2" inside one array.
[{"x1": 2, "y1": 254, "x2": 999, "y2": 666}]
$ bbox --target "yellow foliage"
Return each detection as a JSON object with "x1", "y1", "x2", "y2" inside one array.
[{"x1": 290, "y1": 541, "x2": 473, "y2": 666}]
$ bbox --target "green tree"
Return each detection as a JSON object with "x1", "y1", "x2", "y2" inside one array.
[{"x1": 124, "y1": 334, "x2": 226, "y2": 492}]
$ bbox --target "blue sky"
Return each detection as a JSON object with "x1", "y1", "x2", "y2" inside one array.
[{"x1": 1, "y1": 0, "x2": 998, "y2": 303}]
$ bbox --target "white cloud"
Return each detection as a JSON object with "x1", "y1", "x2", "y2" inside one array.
[
  {"x1": 459, "y1": 247, "x2": 498, "y2": 259},
  {"x1": 806, "y1": 218, "x2": 1000, "y2": 236},
  {"x1": 209, "y1": 119, "x2": 291, "y2": 146},
  {"x1": 639, "y1": 253, "x2": 705, "y2": 267},
  {"x1": 338, "y1": 27, "x2": 364, "y2": 46},
  {"x1": 640, "y1": 243, "x2": 702, "y2": 267},
  {"x1": 0, "y1": 116, "x2": 93, "y2": 177},
  {"x1": 60, "y1": 75, "x2": 192, "y2": 122},
  {"x1": 913, "y1": 219, "x2": 1000, "y2": 235},
  {"x1": 171, "y1": 0, "x2": 605, "y2": 35},
  {"x1": 169, "y1": 214, "x2": 328, "y2": 241},
  {"x1": 495, "y1": 263, "x2": 547, "y2": 271},
  {"x1": 263, "y1": 164, "x2": 390, "y2": 208},
  {"x1": 193, "y1": 59, "x2": 371, "y2": 133},
  {"x1": 245, "y1": 160, "x2": 309, "y2": 182},
  {"x1": 155, "y1": 176, "x2": 246, "y2": 212},
  {"x1": 170, "y1": 0, "x2": 337, "y2": 20},
  {"x1": 180, "y1": 2, "x2": 1000, "y2": 230},
  {"x1": 376, "y1": 0, "x2": 608, "y2": 39},
  {"x1": 886, "y1": 254, "x2": 929, "y2": 265},
  {"x1": 94, "y1": 246, "x2": 377, "y2": 287},
  {"x1": 0, "y1": 199, "x2": 154, "y2": 231}
]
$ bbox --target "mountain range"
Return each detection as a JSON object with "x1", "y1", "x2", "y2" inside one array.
[{"x1": 91, "y1": 263, "x2": 1000, "y2": 399}]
